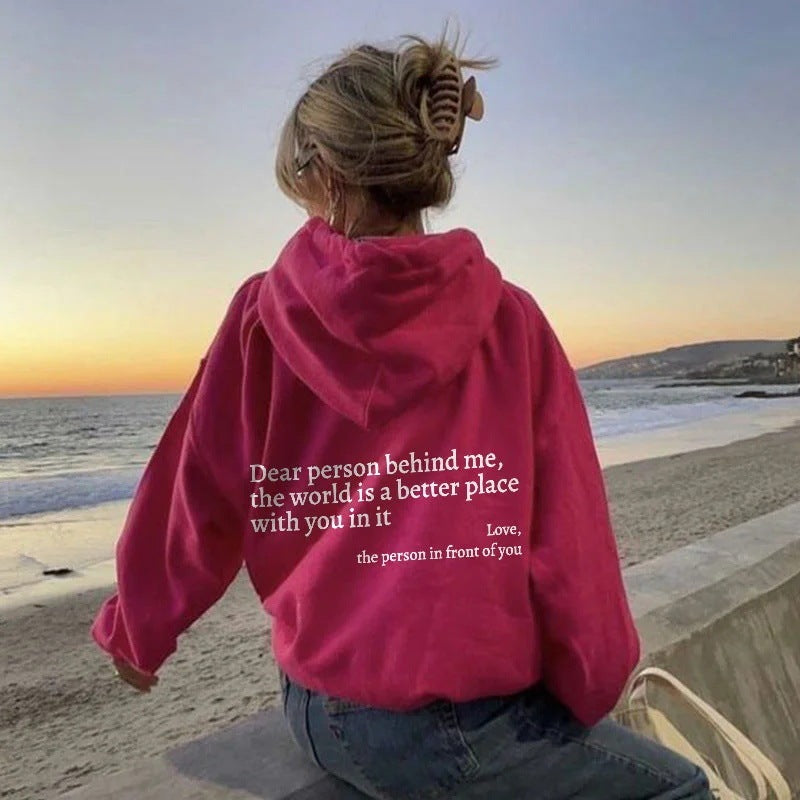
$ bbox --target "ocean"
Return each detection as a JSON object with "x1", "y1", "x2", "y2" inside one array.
[
  {"x1": 1, "y1": 379, "x2": 799, "y2": 601},
  {"x1": 3, "y1": 378, "x2": 800, "y2": 521}
]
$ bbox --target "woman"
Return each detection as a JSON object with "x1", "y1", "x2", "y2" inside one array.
[{"x1": 92, "y1": 30, "x2": 712, "y2": 800}]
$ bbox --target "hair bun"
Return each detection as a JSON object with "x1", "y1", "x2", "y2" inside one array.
[{"x1": 275, "y1": 29, "x2": 496, "y2": 228}]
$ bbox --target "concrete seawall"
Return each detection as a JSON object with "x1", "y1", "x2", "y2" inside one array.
[
  {"x1": 620, "y1": 501, "x2": 800, "y2": 796},
  {"x1": 62, "y1": 502, "x2": 800, "y2": 799}
]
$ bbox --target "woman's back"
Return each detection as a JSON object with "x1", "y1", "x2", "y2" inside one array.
[{"x1": 241, "y1": 214, "x2": 639, "y2": 722}]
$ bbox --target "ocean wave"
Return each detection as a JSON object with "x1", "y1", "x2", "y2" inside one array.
[
  {"x1": 588, "y1": 395, "x2": 768, "y2": 438},
  {"x1": 0, "y1": 468, "x2": 142, "y2": 521}
]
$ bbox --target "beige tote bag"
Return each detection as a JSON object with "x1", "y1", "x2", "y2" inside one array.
[{"x1": 614, "y1": 667, "x2": 791, "y2": 800}]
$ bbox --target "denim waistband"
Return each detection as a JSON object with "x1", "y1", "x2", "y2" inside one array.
[{"x1": 278, "y1": 666, "x2": 542, "y2": 711}]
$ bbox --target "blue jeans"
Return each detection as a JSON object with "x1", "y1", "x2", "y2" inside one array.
[{"x1": 278, "y1": 667, "x2": 712, "y2": 800}]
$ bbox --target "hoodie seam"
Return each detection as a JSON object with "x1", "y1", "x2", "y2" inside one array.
[
  {"x1": 186, "y1": 416, "x2": 245, "y2": 530},
  {"x1": 363, "y1": 362, "x2": 382, "y2": 428}
]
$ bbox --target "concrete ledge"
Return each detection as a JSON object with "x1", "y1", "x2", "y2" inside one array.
[
  {"x1": 60, "y1": 711, "x2": 365, "y2": 799},
  {"x1": 62, "y1": 503, "x2": 800, "y2": 798},
  {"x1": 624, "y1": 501, "x2": 800, "y2": 619}
]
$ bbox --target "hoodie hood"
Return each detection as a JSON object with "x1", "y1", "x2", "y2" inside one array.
[{"x1": 258, "y1": 216, "x2": 504, "y2": 430}]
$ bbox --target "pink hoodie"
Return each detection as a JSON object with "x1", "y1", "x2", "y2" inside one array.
[{"x1": 91, "y1": 216, "x2": 640, "y2": 727}]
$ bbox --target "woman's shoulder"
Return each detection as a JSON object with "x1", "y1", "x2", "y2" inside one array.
[
  {"x1": 234, "y1": 270, "x2": 269, "y2": 305},
  {"x1": 499, "y1": 280, "x2": 576, "y2": 378},
  {"x1": 215, "y1": 271, "x2": 269, "y2": 334},
  {"x1": 499, "y1": 279, "x2": 552, "y2": 334}
]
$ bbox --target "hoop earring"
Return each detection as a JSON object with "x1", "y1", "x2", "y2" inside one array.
[
  {"x1": 326, "y1": 181, "x2": 341, "y2": 228},
  {"x1": 346, "y1": 193, "x2": 368, "y2": 238}
]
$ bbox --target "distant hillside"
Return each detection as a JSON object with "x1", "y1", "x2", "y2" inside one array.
[{"x1": 577, "y1": 339, "x2": 787, "y2": 379}]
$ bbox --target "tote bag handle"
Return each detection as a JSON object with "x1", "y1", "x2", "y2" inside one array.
[
  {"x1": 617, "y1": 702, "x2": 744, "y2": 800},
  {"x1": 625, "y1": 667, "x2": 791, "y2": 800}
]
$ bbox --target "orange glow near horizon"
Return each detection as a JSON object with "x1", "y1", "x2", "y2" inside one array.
[
  {"x1": 2, "y1": 246, "x2": 797, "y2": 399},
  {"x1": 0, "y1": 348, "x2": 203, "y2": 398},
  {"x1": 2, "y1": 323, "x2": 795, "y2": 399},
  {"x1": 2, "y1": 257, "x2": 797, "y2": 399}
]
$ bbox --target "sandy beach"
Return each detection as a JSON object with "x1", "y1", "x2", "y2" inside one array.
[{"x1": 2, "y1": 420, "x2": 800, "y2": 799}]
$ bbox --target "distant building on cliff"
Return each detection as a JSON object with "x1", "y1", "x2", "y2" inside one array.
[{"x1": 775, "y1": 336, "x2": 800, "y2": 379}]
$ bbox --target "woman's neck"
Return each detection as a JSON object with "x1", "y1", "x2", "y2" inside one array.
[{"x1": 347, "y1": 210, "x2": 424, "y2": 239}]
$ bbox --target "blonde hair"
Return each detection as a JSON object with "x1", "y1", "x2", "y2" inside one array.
[{"x1": 275, "y1": 27, "x2": 496, "y2": 233}]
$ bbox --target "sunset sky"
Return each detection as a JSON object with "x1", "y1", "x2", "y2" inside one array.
[{"x1": 2, "y1": 0, "x2": 798, "y2": 398}]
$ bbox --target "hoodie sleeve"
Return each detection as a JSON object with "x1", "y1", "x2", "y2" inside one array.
[
  {"x1": 90, "y1": 284, "x2": 252, "y2": 677},
  {"x1": 526, "y1": 300, "x2": 641, "y2": 727}
]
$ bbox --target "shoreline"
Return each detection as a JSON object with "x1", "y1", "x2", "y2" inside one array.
[
  {"x1": 0, "y1": 499, "x2": 130, "y2": 614},
  {"x1": 3, "y1": 422, "x2": 800, "y2": 797},
  {"x1": 594, "y1": 394, "x2": 800, "y2": 466}
]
